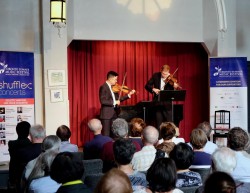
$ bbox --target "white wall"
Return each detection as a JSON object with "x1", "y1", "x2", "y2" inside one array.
[{"x1": 73, "y1": 0, "x2": 203, "y2": 42}]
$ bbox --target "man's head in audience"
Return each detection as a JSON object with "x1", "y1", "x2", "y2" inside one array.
[
  {"x1": 29, "y1": 124, "x2": 46, "y2": 143},
  {"x1": 88, "y1": 118, "x2": 103, "y2": 135},
  {"x1": 50, "y1": 152, "x2": 84, "y2": 184},
  {"x1": 212, "y1": 147, "x2": 236, "y2": 174},
  {"x1": 16, "y1": 121, "x2": 31, "y2": 139},
  {"x1": 197, "y1": 121, "x2": 212, "y2": 139},
  {"x1": 113, "y1": 138, "x2": 136, "y2": 166},
  {"x1": 111, "y1": 118, "x2": 128, "y2": 139},
  {"x1": 56, "y1": 125, "x2": 71, "y2": 141},
  {"x1": 142, "y1": 125, "x2": 159, "y2": 146},
  {"x1": 190, "y1": 128, "x2": 207, "y2": 150},
  {"x1": 227, "y1": 127, "x2": 249, "y2": 151},
  {"x1": 95, "y1": 168, "x2": 133, "y2": 193}
]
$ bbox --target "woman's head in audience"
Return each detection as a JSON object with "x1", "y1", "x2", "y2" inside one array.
[
  {"x1": 190, "y1": 128, "x2": 207, "y2": 150},
  {"x1": 112, "y1": 118, "x2": 128, "y2": 138},
  {"x1": 227, "y1": 127, "x2": 249, "y2": 151},
  {"x1": 169, "y1": 142, "x2": 194, "y2": 170},
  {"x1": 147, "y1": 158, "x2": 177, "y2": 193},
  {"x1": 56, "y1": 125, "x2": 71, "y2": 141},
  {"x1": 16, "y1": 121, "x2": 31, "y2": 139},
  {"x1": 204, "y1": 171, "x2": 236, "y2": 193},
  {"x1": 212, "y1": 147, "x2": 236, "y2": 173},
  {"x1": 41, "y1": 135, "x2": 61, "y2": 152},
  {"x1": 160, "y1": 122, "x2": 176, "y2": 141},
  {"x1": 113, "y1": 138, "x2": 136, "y2": 165},
  {"x1": 28, "y1": 135, "x2": 61, "y2": 182},
  {"x1": 50, "y1": 152, "x2": 84, "y2": 184},
  {"x1": 197, "y1": 121, "x2": 212, "y2": 139},
  {"x1": 130, "y1": 118, "x2": 146, "y2": 137},
  {"x1": 95, "y1": 168, "x2": 133, "y2": 193}
]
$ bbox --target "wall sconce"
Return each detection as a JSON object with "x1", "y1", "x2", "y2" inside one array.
[{"x1": 50, "y1": 0, "x2": 66, "y2": 37}]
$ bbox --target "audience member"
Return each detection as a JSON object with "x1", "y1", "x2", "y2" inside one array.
[
  {"x1": 94, "y1": 168, "x2": 133, "y2": 193},
  {"x1": 189, "y1": 129, "x2": 212, "y2": 168},
  {"x1": 196, "y1": 147, "x2": 250, "y2": 193},
  {"x1": 227, "y1": 127, "x2": 250, "y2": 183},
  {"x1": 129, "y1": 117, "x2": 146, "y2": 148},
  {"x1": 132, "y1": 125, "x2": 159, "y2": 172},
  {"x1": 113, "y1": 138, "x2": 147, "y2": 191},
  {"x1": 56, "y1": 125, "x2": 78, "y2": 152},
  {"x1": 101, "y1": 118, "x2": 141, "y2": 172},
  {"x1": 197, "y1": 121, "x2": 218, "y2": 154},
  {"x1": 158, "y1": 122, "x2": 185, "y2": 145},
  {"x1": 26, "y1": 136, "x2": 61, "y2": 193},
  {"x1": 15, "y1": 124, "x2": 46, "y2": 191},
  {"x1": 169, "y1": 143, "x2": 202, "y2": 188},
  {"x1": 8, "y1": 121, "x2": 31, "y2": 189},
  {"x1": 156, "y1": 122, "x2": 176, "y2": 155},
  {"x1": 203, "y1": 171, "x2": 236, "y2": 193},
  {"x1": 146, "y1": 158, "x2": 183, "y2": 193},
  {"x1": 50, "y1": 152, "x2": 92, "y2": 193},
  {"x1": 84, "y1": 118, "x2": 112, "y2": 159}
]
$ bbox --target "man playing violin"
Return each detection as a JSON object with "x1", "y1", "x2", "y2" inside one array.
[
  {"x1": 99, "y1": 71, "x2": 135, "y2": 136},
  {"x1": 145, "y1": 64, "x2": 178, "y2": 131}
]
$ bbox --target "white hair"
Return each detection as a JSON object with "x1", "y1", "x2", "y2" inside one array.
[{"x1": 212, "y1": 147, "x2": 236, "y2": 174}]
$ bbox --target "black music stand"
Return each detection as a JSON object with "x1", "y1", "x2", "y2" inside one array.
[{"x1": 158, "y1": 90, "x2": 186, "y2": 122}]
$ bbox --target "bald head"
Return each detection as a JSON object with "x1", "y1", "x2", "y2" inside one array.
[
  {"x1": 142, "y1": 126, "x2": 159, "y2": 145},
  {"x1": 88, "y1": 119, "x2": 102, "y2": 135}
]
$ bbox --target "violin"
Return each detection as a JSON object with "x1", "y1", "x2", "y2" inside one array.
[
  {"x1": 165, "y1": 74, "x2": 182, "y2": 89},
  {"x1": 112, "y1": 83, "x2": 137, "y2": 94}
]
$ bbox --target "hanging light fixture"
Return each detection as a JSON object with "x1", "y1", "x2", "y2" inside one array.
[{"x1": 50, "y1": 0, "x2": 66, "y2": 37}]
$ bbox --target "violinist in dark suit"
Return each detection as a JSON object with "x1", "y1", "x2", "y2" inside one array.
[
  {"x1": 145, "y1": 65, "x2": 179, "y2": 130},
  {"x1": 99, "y1": 71, "x2": 135, "y2": 136}
]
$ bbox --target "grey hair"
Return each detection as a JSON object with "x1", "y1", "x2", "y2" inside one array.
[
  {"x1": 111, "y1": 118, "x2": 128, "y2": 138},
  {"x1": 143, "y1": 126, "x2": 159, "y2": 145},
  {"x1": 42, "y1": 135, "x2": 61, "y2": 152},
  {"x1": 29, "y1": 124, "x2": 46, "y2": 139},
  {"x1": 212, "y1": 147, "x2": 236, "y2": 174},
  {"x1": 88, "y1": 118, "x2": 102, "y2": 132}
]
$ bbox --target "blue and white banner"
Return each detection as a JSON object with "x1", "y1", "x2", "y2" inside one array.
[
  {"x1": 0, "y1": 51, "x2": 34, "y2": 162},
  {"x1": 210, "y1": 57, "x2": 248, "y2": 133}
]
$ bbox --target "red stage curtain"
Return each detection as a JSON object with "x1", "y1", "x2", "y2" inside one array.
[{"x1": 68, "y1": 40, "x2": 208, "y2": 147}]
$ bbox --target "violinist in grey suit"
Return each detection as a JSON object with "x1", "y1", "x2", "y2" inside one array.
[{"x1": 99, "y1": 71, "x2": 135, "y2": 136}]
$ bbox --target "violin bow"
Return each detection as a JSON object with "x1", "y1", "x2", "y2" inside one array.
[
  {"x1": 118, "y1": 72, "x2": 127, "y2": 101},
  {"x1": 165, "y1": 67, "x2": 179, "y2": 84}
]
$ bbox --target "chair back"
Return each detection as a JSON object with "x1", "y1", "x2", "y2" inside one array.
[
  {"x1": 84, "y1": 173, "x2": 104, "y2": 189},
  {"x1": 189, "y1": 167, "x2": 212, "y2": 183},
  {"x1": 82, "y1": 159, "x2": 103, "y2": 180},
  {"x1": 214, "y1": 110, "x2": 230, "y2": 133}
]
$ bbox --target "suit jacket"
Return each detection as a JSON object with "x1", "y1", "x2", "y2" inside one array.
[
  {"x1": 145, "y1": 72, "x2": 174, "y2": 101},
  {"x1": 99, "y1": 82, "x2": 129, "y2": 119}
]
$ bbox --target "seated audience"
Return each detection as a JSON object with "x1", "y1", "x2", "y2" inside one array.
[
  {"x1": 203, "y1": 171, "x2": 236, "y2": 193},
  {"x1": 101, "y1": 118, "x2": 141, "y2": 172},
  {"x1": 113, "y1": 138, "x2": 147, "y2": 191},
  {"x1": 169, "y1": 142, "x2": 202, "y2": 188},
  {"x1": 15, "y1": 124, "x2": 46, "y2": 191},
  {"x1": 56, "y1": 125, "x2": 78, "y2": 152},
  {"x1": 146, "y1": 158, "x2": 183, "y2": 193},
  {"x1": 132, "y1": 125, "x2": 159, "y2": 172},
  {"x1": 189, "y1": 129, "x2": 212, "y2": 168},
  {"x1": 227, "y1": 127, "x2": 250, "y2": 183},
  {"x1": 197, "y1": 121, "x2": 218, "y2": 154},
  {"x1": 8, "y1": 121, "x2": 31, "y2": 189},
  {"x1": 27, "y1": 136, "x2": 61, "y2": 193},
  {"x1": 84, "y1": 118, "x2": 112, "y2": 159},
  {"x1": 129, "y1": 117, "x2": 146, "y2": 148},
  {"x1": 156, "y1": 122, "x2": 176, "y2": 155},
  {"x1": 197, "y1": 147, "x2": 250, "y2": 193},
  {"x1": 158, "y1": 122, "x2": 185, "y2": 145},
  {"x1": 94, "y1": 168, "x2": 133, "y2": 193},
  {"x1": 50, "y1": 152, "x2": 92, "y2": 193}
]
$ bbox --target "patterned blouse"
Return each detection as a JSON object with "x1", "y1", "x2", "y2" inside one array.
[{"x1": 176, "y1": 171, "x2": 202, "y2": 188}]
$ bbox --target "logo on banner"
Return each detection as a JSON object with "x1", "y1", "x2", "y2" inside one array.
[
  {"x1": 0, "y1": 61, "x2": 8, "y2": 74},
  {"x1": 213, "y1": 66, "x2": 222, "y2": 76}
]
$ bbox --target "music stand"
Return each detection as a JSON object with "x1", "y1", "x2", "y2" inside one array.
[{"x1": 158, "y1": 90, "x2": 186, "y2": 121}]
